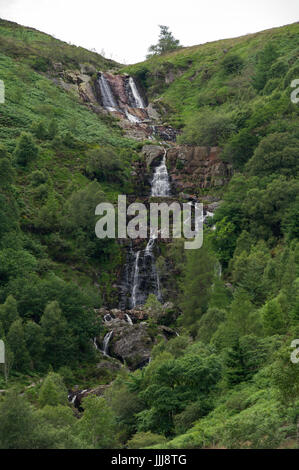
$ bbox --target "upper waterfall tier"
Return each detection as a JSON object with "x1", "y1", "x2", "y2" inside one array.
[
  {"x1": 96, "y1": 72, "x2": 147, "y2": 119},
  {"x1": 129, "y1": 77, "x2": 145, "y2": 109},
  {"x1": 151, "y1": 149, "x2": 171, "y2": 197},
  {"x1": 97, "y1": 73, "x2": 118, "y2": 111}
]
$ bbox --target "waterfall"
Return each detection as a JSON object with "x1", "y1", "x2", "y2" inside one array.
[
  {"x1": 125, "y1": 109, "x2": 141, "y2": 123},
  {"x1": 144, "y1": 237, "x2": 162, "y2": 302},
  {"x1": 145, "y1": 237, "x2": 156, "y2": 254},
  {"x1": 131, "y1": 251, "x2": 141, "y2": 308},
  {"x1": 129, "y1": 240, "x2": 162, "y2": 309},
  {"x1": 93, "y1": 337, "x2": 99, "y2": 350},
  {"x1": 151, "y1": 149, "x2": 171, "y2": 197},
  {"x1": 103, "y1": 331, "x2": 113, "y2": 357},
  {"x1": 124, "y1": 148, "x2": 170, "y2": 308},
  {"x1": 119, "y1": 147, "x2": 170, "y2": 309},
  {"x1": 129, "y1": 77, "x2": 144, "y2": 109},
  {"x1": 125, "y1": 313, "x2": 133, "y2": 325},
  {"x1": 98, "y1": 74, "x2": 118, "y2": 111}
]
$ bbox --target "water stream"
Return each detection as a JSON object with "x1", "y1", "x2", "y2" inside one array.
[{"x1": 97, "y1": 73, "x2": 118, "y2": 111}]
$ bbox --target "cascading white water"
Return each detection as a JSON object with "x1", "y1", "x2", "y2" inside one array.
[
  {"x1": 144, "y1": 237, "x2": 162, "y2": 302},
  {"x1": 103, "y1": 330, "x2": 113, "y2": 356},
  {"x1": 125, "y1": 109, "x2": 141, "y2": 123},
  {"x1": 145, "y1": 237, "x2": 156, "y2": 253},
  {"x1": 93, "y1": 337, "x2": 99, "y2": 350},
  {"x1": 131, "y1": 251, "x2": 141, "y2": 308},
  {"x1": 151, "y1": 149, "x2": 171, "y2": 197},
  {"x1": 128, "y1": 150, "x2": 171, "y2": 306},
  {"x1": 98, "y1": 74, "x2": 118, "y2": 111},
  {"x1": 125, "y1": 313, "x2": 133, "y2": 325},
  {"x1": 129, "y1": 77, "x2": 144, "y2": 109}
]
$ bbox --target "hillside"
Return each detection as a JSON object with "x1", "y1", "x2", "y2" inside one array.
[{"x1": 0, "y1": 18, "x2": 298, "y2": 450}]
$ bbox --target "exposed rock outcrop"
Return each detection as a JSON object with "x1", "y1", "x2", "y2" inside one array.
[
  {"x1": 142, "y1": 145, "x2": 165, "y2": 167},
  {"x1": 167, "y1": 145, "x2": 232, "y2": 193},
  {"x1": 68, "y1": 384, "x2": 109, "y2": 409},
  {"x1": 107, "y1": 320, "x2": 154, "y2": 369}
]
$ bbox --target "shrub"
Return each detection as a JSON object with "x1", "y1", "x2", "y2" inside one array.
[
  {"x1": 39, "y1": 372, "x2": 68, "y2": 407},
  {"x1": 86, "y1": 146, "x2": 125, "y2": 183},
  {"x1": 179, "y1": 111, "x2": 236, "y2": 146},
  {"x1": 221, "y1": 54, "x2": 244, "y2": 75},
  {"x1": 127, "y1": 431, "x2": 167, "y2": 449},
  {"x1": 245, "y1": 132, "x2": 299, "y2": 178},
  {"x1": 14, "y1": 132, "x2": 39, "y2": 166}
]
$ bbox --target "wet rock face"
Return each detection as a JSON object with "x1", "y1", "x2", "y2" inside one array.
[
  {"x1": 142, "y1": 145, "x2": 165, "y2": 167},
  {"x1": 96, "y1": 307, "x2": 149, "y2": 323},
  {"x1": 94, "y1": 72, "x2": 147, "y2": 113},
  {"x1": 118, "y1": 246, "x2": 162, "y2": 311},
  {"x1": 167, "y1": 145, "x2": 233, "y2": 193},
  {"x1": 68, "y1": 384, "x2": 109, "y2": 409},
  {"x1": 152, "y1": 125, "x2": 179, "y2": 142}
]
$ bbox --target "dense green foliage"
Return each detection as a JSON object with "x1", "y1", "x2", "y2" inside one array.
[
  {"x1": 0, "y1": 19, "x2": 298, "y2": 449},
  {"x1": 0, "y1": 19, "x2": 138, "y2": 385}
]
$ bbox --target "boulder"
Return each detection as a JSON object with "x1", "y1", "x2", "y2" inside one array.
[
  {"x1": 146, "y1": 103, "x2": 160, "y2": 121},
  {"x1": 109, "y1": 322, "x2": 154, "y2": 369}
]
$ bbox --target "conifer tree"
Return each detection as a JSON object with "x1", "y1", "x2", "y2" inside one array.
[
  {"x1": 7, "y1": 318, "x2": 31, "y2": 372},
  {"x1": 14, "y1": 132, "x2": 38, "y2": 166},
  {"x1": 147, "y1": 26, "x2": 181, "y2": 58},
  {"x1": 225, "y1": 339, "x2": 247, "y2": 386}
]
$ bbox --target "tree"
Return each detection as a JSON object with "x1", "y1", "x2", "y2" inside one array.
[
  {"x1": 144, "y1": 294, "x2": 164, "y2": 321},
  {"x1": 232, "y1": 242, "x2": 270, "y2": 304},
  {"x1": 179, "y1": 244, "x2": 215, "y2": 330},
  {"x1": 76, "y1": 396, "x2": 117, "y2": 448},
  {"x1": 246, "y1": 132, "x2": 299, "y2": 178},
  {"x1": 86, "y1": 146, "x2": 125, "y2": 183},
  {"x1": 179, "y1": 110, "x2": 236, "y2": 147},
  {"x1": 262, "y1": 296, "x2": 286, "y2": 336},
  {"x1": 0, "y1": 295, "x2": 19, "y2": 334},
  {"x1": 34, "y1": 404, "x2": 81, "y2": 448},
  {"x1": 137, "y1": 352, "x2": 221, "y2": 435},
  {"x1": 24, "y1": 320, "x2": 45, "y2": 371},
  {"x1": 39, "y1": 372, "x2": 68, "y2": 407},
  {"x1": 252, "y1": 43, "x2": 278, "y2": 91},
  {"x1": 0, "y1": 391, "x2": 36, "y2": 449},
  {"x1": 225, "y1": 338, "x2": 247, "y2": 386},
  {"x1": 197, "y1": 307, "x2": 226, "y2": 343},
  {"x1": 7, "y1": 318, "x2": 31, "y2": 372},
  {"x1": 0, "y1": 151, "x2": 15, "y2": 188},
  {"x1": 40, "y1": 301, "x2": 73, "y2": 368},
  {"x1": 14, "y1": 132, "x2": 39, "y2": 166},
  {"x1": 63, "y1": 181, "x2": 105, "y2": 234},
  {"x1": 147, "y1": 25, "x2": 181, "y2": 58},
  {"x1": 31, "y1": 121, "x2": 48, "y2": 140}
]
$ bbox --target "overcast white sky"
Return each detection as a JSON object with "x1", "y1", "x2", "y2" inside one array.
[{"x1": 0, "y1": 0, "x2": 298, "y2": 64}]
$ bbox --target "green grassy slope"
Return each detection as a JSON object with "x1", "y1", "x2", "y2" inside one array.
[
  {"x1": 0, "y1": 19, "x2": 139, "y2": 388},
  {"x1": 0, "y1": 18, "x2": 118, "y2": 71},
  {"x1": 123, "y1": 22, "x2": 299, "y2": 135}
]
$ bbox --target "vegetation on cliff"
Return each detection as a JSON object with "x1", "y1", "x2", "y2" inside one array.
[{"x1": 0, "y1": 18, "x2": 298, "y2": 449}]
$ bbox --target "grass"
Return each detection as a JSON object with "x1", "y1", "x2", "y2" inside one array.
[{"x1": 121, "y1": 22, "x2": 299, "y2": 128}]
